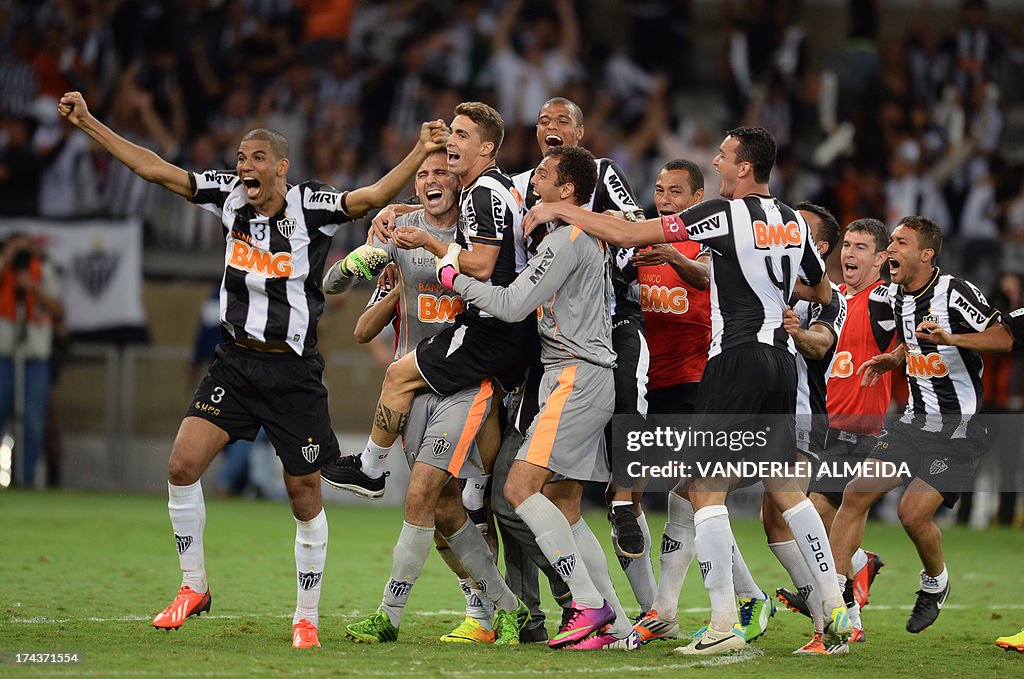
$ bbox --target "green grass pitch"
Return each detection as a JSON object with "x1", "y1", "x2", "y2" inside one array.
[{"x1": 2, "y1": 490, "x2": 1023, "y2": 677}]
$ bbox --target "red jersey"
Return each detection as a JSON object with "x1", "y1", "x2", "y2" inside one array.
[
  {"x1": 826, "y1": 279, "x2": 897, "y2": 434},
  {"x1": 638, "y1": 242, "x2": 711, "y2": 389}
]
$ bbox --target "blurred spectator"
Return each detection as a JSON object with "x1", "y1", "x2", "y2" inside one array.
[
  {"x1": 0, "y1": 233, "x2": 63, "y2": 488},
  {"x1": 884, "y1": 138, "x2": 951, "y2": 232},
  {"x1": 0, "y1": 115, "x2": 44, "y2": 216}
]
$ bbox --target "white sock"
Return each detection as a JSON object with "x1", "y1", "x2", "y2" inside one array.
[
  {"x1": 921, "y1": 566, "x2": 948, "y2": 594},
  {"x1": 294, "y1": 508, "x2": 328, "y2": 627},
  {"x1": 610, "y1": 500, "x2": 632, "y2": 509},
  {"x1": 445, "y1": 519, "x2": 519, "y2": 613},
  {"x1": 851, "y1": 548, "x2": 868, "y2": 574},
  {"x1": 617, "y1": 512, "x2": 657, "y2": 613},
  {"x1": 770, "y1": 540, "x2": 825, "y2": 633},
  {"x1": 515, "y1": 493, "x2": 603, "y2": 609},
  {"x1": 652, "y1": 493, "x2": 695, "y2": 620},
  {"x1": 693, "y1": 505, "x2": 738, "y2": 630},
  {"x1": 361, "y1": 438, "x2": 393, "y2": 479},
  {"x1": 380, "y1": 522, "x2": 435, "y2": 627},
  {"x1": 167, "y1": 480, "x2": 207, "y2": 593},
  {"x1": 571, "y1": 518, "x2": 632, "y2": 636},
  {"x1": 730, "y1": 542, "x2": 763, "y2": 600},
  {"x1": 458, "y1": 578, "x2": 494, "y2": 626},
  {"x1": 463, "y1": 476, "x2": 489, "y2": 513},
  {"x1": 782, "y1": 499, "x2": 843, "y2": 610}
]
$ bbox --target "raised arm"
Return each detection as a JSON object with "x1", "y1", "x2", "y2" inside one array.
[
  {"x1": 58, "y1": 91, "x2": 193, "y2": 199},
  {"x1": 344, "y1": 121, "x2": 450, "y2": 217}
]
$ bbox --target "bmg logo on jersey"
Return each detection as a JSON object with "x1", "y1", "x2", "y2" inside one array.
[
  {"x1": 830, "y1": 351, "x2": 854, "y2": 379},
  {"x1": 752, "y1": 220, "x2": 802, "y2": 249},
  {"x1": 640, "y1": 284, "x2": 689, "y2": 314},
  {"x1": 228, "y1": 239, "x2": 293, "y2": 277},
  {"x1": 906, "y1": 351, "x2": 949, "y2": 378},
  {"x1": 418, "y1": 294, "x2": 463, "y2": 322}
]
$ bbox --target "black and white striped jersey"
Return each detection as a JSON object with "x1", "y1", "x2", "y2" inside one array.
[
  {"x1": 513, "y1": 157, "x2": 645, "y2": 322},
  {"x1": 795, "y1": 283, "x2": 847, "y2": 418},
  {"x1": 890, "y1": 268, "x2": 999, "y2": 434},
  {"x1": 794, "y1": 284, "x2": 846, "y2": 454},
  {"x1": 661, "y1": 194, "x2": 826, "y2": 359},
  {"x1": 455, "y1": 167, "x2": 525, "y2": 318},
  {"x1": 190, "y1": 170, "x2": 354, "y2": 356},
  {"x1": 1006, "y1": 307, "x2": 1024, "y2": 350}
]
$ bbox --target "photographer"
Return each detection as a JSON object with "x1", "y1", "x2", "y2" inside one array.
[{"x1": 0, "y1": 233, "x2": 63, "y2": 487}]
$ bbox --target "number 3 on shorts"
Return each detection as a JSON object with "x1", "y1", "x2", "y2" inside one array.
[{"x1": 211, "y1": 386, "x2": 225, "y2": 403}]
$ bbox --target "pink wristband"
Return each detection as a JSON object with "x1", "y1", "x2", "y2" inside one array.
[{"x1": 439, "y1": 265, "x2": 459, "y2": 290}]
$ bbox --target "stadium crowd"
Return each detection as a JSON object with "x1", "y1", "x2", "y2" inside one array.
[{"x1": 2, "y1": 0, "x2": 1024, "y2": 266}]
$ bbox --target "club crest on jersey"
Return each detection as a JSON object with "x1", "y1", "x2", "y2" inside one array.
[
  {"x1": 929, "y1": 458, "x2": 949, "y2": 475},
  {"x1": 387, "y1": 578, "x2": 413, "y2": 599},
  {"x1": 302, "y1": 438, "x2": 320, "y2": 463},
  {"x1": 432, "y1": 437, "x2": 452, "y2": 458},
  {"x1": 298, "y1": 569, "x2": 322, "y2": 591},
  {"x1": 661, "y1": 534, "x2": 682, "y2": 554},
  {"x1": 277, "y1": 217, "x2": 296, "y2": 239},
  {"x1": 553, "y1": 554, "x2": 577, "y2": 580},
  {"x1": 753, "y1": 219, "x2": 802, "y2": 249},
  {"x1": 923, "y1": 309, "x2": 939, "y2": 325},
  {"x1": 175, "y1": 534, "x2": 193, "y2": 554}
]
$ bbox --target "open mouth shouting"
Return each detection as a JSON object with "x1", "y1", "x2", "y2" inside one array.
[
  {"x1": 543, "y1": 134, "x2": 564, "y2": 151},
  {"x1": 887, "y1": 256, "x2": 902, "y2": 279},
  {"x1": 424, "y1": 187, "x2": 444, "y2": 207},
  {"x1": 242, "y1": 176, "x2": 261, "y2": 199}
]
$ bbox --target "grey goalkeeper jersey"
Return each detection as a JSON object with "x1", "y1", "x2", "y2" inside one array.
[
  {"x1": 373, "y1": 210, "x2": 461, "y2": 358},
  {"x1": 453, "y1": 220, "x2": 616, "y2": 368}
]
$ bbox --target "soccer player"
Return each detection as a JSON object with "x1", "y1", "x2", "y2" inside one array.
[
  {"x1": 525, "y1": 127, "x2": 853, "y2": 655},
  {"x1": 504, "y1": 97, "x2": 655, "y2": 628},
  {"x1": 632, "y1": 161, "x2": 775, "y2": 647},
  {"x1": 320, "y1": 102, "x2": 531, "y2": 503},
  {"x1": 761, "y1": 203, "x2": 847, "y2": 655},
  {"x1": 325, "y1": 150, "x2": 515, "y2": 644},
  {"x1": 57, "y1": 90, "x2": 448, "y2": 648},
  {"x1": 910, "y1": 301, "x2": 1024, "y2": 652},
  {"x1": 836, "y1": 215, "x2": 1002, "y2": 634},
  {"x1": 440, "y1": 145, "x2": 638, "y2": 650},
  {"x1": 778, "y1": 218, "x2": 894, "y2": 641}
]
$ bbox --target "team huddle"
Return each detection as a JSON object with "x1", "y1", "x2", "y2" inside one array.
[{"x1": 56, "y1": 90, "x2": 1024, "y2": 655}]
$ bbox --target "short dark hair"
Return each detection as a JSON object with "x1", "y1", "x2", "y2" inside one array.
[
  {"x1": 845, "y1": 218, "x2": 889, "y2": 253},
  {"x1": 796, "y1": 201, "x2": 840, "y2": 260},
  {"x1": 241, "y1": 128, "x2": 289, "y2": 160},
  {"x1": 455, "y1": 102, "x2": 505, "y2": 156},
  {"x1": 725, "y1": 126, "x2": 777, "y2": 183},
  {"x1": 540, "y1": 97, "x2": 584, "y2": 126},
  {"x1": 546, "y1": 145, "x2": 597, "y2": 206},
  {"x1": 896, "y1": 215, "x2": 943, "y2": 261},
  {"x1": 662, "y1": 159, "x2": 704, "y2": 193}
]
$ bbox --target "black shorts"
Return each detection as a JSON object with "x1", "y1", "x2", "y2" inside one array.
[
  {"x1": 187, "y1": 344, "x2": 340, "y2": 476},
  {"x1": 869, "y1": 419, "x2": 986, "y2": 509},
  {"x1": 415, "y1": 314, "x2": 534, "y2": 395},
  {"x1": 611, "y1": 317, "x2": 649, "y2": 417},
  {"x1": 647, "y1": 382, "x2": 701, "y2": 416},
  {"x1": 691, "y1": 344, "x2": 797, "y2": 466},
  {"x1": 808, "y1": 428, "x2": 878, "y2": 505}
]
